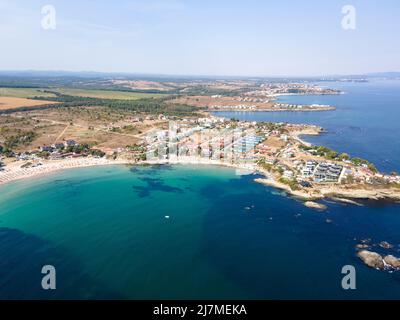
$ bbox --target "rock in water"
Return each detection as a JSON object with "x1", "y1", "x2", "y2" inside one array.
[
  {"x1": 357, "y1": 250, "x2": 384, "y2": 269},
  {"x1": 361, "y1": 238, "x2": 371, "y2": 244},
  {"x1": 379, "y1": 241, "x2": 394, "y2": 249},
  {"x1": 355, "y1": 244, "x2": 370, "y2": 250},
  {"x1": 304, "y1": 201, "x2": 327, "y2": 210},
  {"x1": 384, "y1": 255, "x2": 400, "y2": 269}
]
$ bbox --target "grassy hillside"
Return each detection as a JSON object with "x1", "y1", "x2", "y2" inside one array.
[
  {"x1": 52, "y1": 88, "x2": 168, "y2": 100},
  {"x1": 0, "y1": 88, "x2": 57, "y2": 98},
  {"x1": 0, "y1": 87, "x2": 168, "y2": 100}
]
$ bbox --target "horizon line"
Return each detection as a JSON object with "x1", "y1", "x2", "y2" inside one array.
[{"x1": 0, "y1": 69, "x2": 399, "y2": 80}]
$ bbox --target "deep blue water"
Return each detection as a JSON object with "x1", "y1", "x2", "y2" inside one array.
[
  {"x1": 213, "y1": 80, "x2": 400, "y2": 173},
  {"x1": 1, "y1": 80, "x2": 400, "y2": 300},
  {"x1": 1, "y1": 165, "x2": 400, "y2": 300}
]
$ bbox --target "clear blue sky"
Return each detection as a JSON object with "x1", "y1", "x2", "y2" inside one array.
[{"x1": 1, "y1": 0, "x2": 399, "y2": 76}]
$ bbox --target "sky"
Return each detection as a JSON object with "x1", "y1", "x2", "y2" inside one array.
[{"x1": 0, "y1": 0, "x2": 399, "y2": 77}]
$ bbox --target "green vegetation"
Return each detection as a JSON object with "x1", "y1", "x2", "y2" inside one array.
[
  {"x1": 126, "y1": 144, "x2": 146, "y2": 152},
  {"x1": 89, "y1": 149, "x2": 106, "y2": 158},
  {"x1": 305, "y1": 145, "x2": 338, "y2": 159},
  {"x1": 337, "y1": 153, "x2": 350, "y2": 161},
  {"x1": 126, "y1": 144, "x2": 147, "y2": 161},
  {"x1": 300, "y1": 144, "x2": 378, "y2": 172},
  {"x1": 35, "y1": 144, "x2": 106, "y2": 159},
  {"x1": 37, "y1": 151, "x2": 50, "y2": 159},
  {"x1": 367, "y1": 163, "x2": 378, "y2": 173},
  {"x1": 3, "y1": 130, "x2": 36, "y2": 150},
  {"x1": 350, "y1": 157, "x2": 377, "y2": 172},
  {"x1": 61, "y1": 144, "x2": 101, "y2": 155},
  {"x1": 278, "y1": 177, "x2": 300, "y2": 191},
  {"x1": 260, "y1": 122, "x2": 288, "y2": 133},
  {"x1": 183, "y1": 86, "x2": 237, "y2": 96},
  {"x1": 350, "y1": 157, "x2": 369, "y2": 166},
  {"x1": 0, "y1": 87, "x2": 56, "y2": 98},
  {"x1": 20, "y1": 162, "x2": 33, "y2": 168},
  {"x1": 52, "y1": 88, "x2": 168, "y2": 100},
  {"x1": 257, "y1": 159, "x2": 273, "y2": 171},
  {"x1": 28, "y1": 92, "x2": 202, "y2": 117}
]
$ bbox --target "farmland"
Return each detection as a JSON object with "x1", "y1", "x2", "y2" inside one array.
[
  {"x1": 0, "y1": 87, "x2": 168, "y2": 100},
  {"x1": 52, "y1": 88, "x2": 168, "y2": 100},
  {"x1": 0, "y1": 97, "x2": 58, "y2": 111},
  {"x1": 0, "y1": 87, "x2": 56, "y2": 98}
]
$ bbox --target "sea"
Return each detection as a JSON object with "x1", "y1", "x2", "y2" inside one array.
[
  {"x1": 215, "y1": 80, "x2": 400, "y2": 174},
  {"x1": 0, "y1": 80, "x2": 400, "y2": 299}
]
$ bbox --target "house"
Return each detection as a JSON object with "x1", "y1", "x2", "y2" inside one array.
[
  {"x1": 302, "y1": 168, "x2": 314, "y2": 177},
  {"x1": 313, "y1": 162, "x2": 343, "y2": 182},
  {"x1": 16, "y1": 153, "x2": 30, "y2": 161},
  {"x1": 64, "y1": 140, "x2": 77, "y2": 147},
  {"x1": 283, "y1": 170, "x2": 294, "y2": 179},
  {"x1": 40, "y1": 146, "x2": 53, "y2": 152},
  {"x1": 302, "y1": 160, "x2": 318, "y2": 177},
  {"x1": 299, "y1": 180, "x2": 312, "y2": 188},
  {"x1": 53, "y1": 143, "x2": 65, "y2": 150}
]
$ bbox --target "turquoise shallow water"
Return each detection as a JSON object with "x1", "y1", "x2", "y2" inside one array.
[{"x1": 1, "y1": 164, "x2": 400, "y2": 299}]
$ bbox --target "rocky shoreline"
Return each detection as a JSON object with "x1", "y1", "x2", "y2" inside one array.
[
  {"x1": 357, "y1": 250, "x2": 400, "y2": 271},
  {"x1": 254, "y1": 177, "x2": 400, "y2": 208}
]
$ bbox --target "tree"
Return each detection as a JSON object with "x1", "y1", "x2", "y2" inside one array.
[
  {"x1": 338, "y1": 153, "x2": 350, "y2": 161},
  {"x1": 351, "y1": 157, "x2": 369, "y2": 166},
  {"x1": 326, "y1": 150, "x2": 338, "y2": 160},
  {"x1": 368, "y1": 163, "x2": 378, "y2": 173}
]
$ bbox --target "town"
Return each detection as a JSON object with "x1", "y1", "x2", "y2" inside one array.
[{"x1": 1, "y1": 109, "x2": 400, "y2": 205}]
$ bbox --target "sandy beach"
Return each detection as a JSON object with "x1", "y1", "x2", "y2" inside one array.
[
  {"x1": 2, "y1": 156, "x2": 399, "y2": 205},
  {"x1": 0, "y1": 157, "x2": 131, "y2": 186},
  {"x1": 0, "y1": 156, "x2": 257, "y2": 187}
]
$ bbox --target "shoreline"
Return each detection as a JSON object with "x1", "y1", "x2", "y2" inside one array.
[
  {"x1": 1, "y1": 156, "x2": 399, "y2": 207},
  {"x1": 209, "y1": 106, "x2": 336, "y2": 113},
  {"x1": 0, "y1": 156, "x2": 257, "y2": 187},
  {"x1": 0, "y1": 157, "x2": 131, "y2": 186},
  {"x1": 254, "y1": 176, "x2": 400, "y2": 204}
]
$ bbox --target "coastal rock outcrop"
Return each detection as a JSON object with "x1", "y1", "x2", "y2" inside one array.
[
  {"x1": 383, "y1": 255, "x2": 400, "y2": 269},
  {"x1": 357, "y1": 250, "x2": 384, "y2": 269},
  {"x1": 355, "y1": 244, "x2": 370, "y2": 250},
  {"x1": 304, "y1": 201, "x2": 327, "y2": 210},
  {"x1": 379, "y1": 241, "x2": 394, "y2": 249}
]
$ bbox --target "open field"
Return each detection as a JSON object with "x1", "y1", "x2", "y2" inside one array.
[
  {"x1": 53, "y1": 88, "x2": 169, "y2": 100},
  {"x1": 0, "y1": 97, "x2": 58, "y2": 111},
  {"x1": 0, "y1": 106, "x2": 166, "y2": 151},
  {"x1": 0, "y1": 86, "x2": 169, "y2": 101},
  {"x1": 111, "y1": 80, "x2": 177, "y2": 92},
  {"x1": 169, "y1": 95, "x2": 273, "y2": 109},
  {"x1": 0, "y1": 87, "x2": 56, "y2": 98}
]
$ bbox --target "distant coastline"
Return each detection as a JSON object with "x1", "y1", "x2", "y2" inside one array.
[{"x1": 210, "y1": 106, "x2": 336, "y2": 112}]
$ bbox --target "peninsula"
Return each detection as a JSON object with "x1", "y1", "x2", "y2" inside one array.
[{"x1": 0, "y1": 77, "x2": 399, "y2": 207}]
